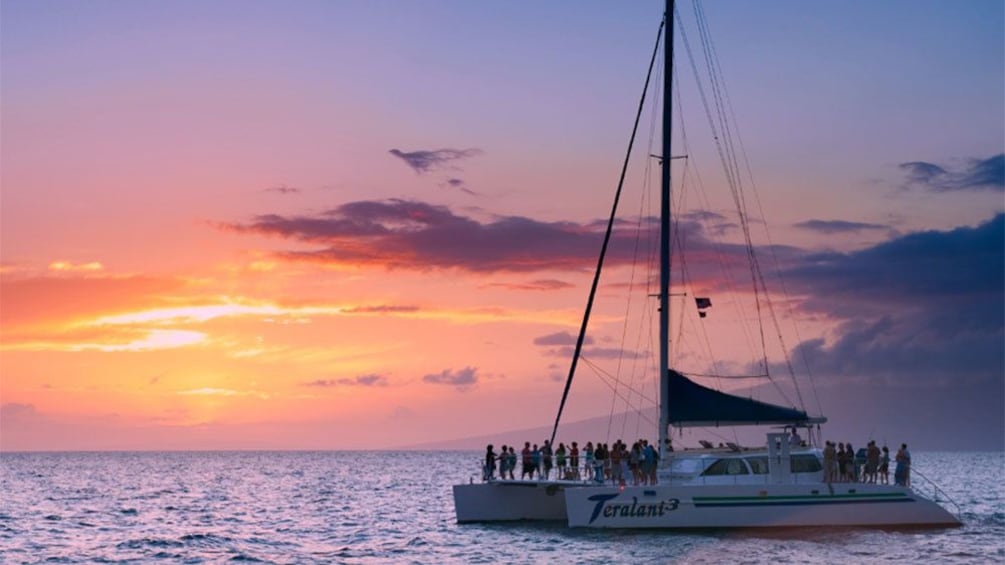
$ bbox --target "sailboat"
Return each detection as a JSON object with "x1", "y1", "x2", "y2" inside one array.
[{"x1": 454, "y1": 0, "x2": 960, "y2": 528}]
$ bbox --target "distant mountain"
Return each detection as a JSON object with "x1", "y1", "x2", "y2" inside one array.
[{"x1": 399, "y1": 408, "x2": 661, "y2": 451}]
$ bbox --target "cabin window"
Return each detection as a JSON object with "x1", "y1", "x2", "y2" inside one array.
[
  {"x1": 702, "y1": 458, "x2": 749, "y2": 476},
  {"x1": 790, "y1": 454, "x2": 823, "y2": 474},
  {"x1": 670, "y1": 458, "x2": 704, "y2": 474},
  {"x1": 744, "y1": 457, "x2": 769, "y2": 474}
]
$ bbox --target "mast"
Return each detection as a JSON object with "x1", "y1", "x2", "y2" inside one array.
[{"x1": 658, "y1": 0, "x2": 675, "y2": 460}]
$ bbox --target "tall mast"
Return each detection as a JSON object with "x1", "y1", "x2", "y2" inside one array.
[{"x1": 658, "y1": 0, "x2": 675, "y2": 459}]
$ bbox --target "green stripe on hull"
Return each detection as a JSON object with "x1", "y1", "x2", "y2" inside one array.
[
  {"x1": 692, "y1": 492, "x2": 907, "y2": 503},
  {"x1": 691, "y1": 492, "x2": 912, "y2": 508}
]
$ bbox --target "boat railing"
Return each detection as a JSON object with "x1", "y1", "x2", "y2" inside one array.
[
  {"x1": 910, "y1": 466, "x2": 962, "y2": 519},
  {"x1": 476, "y1": 459, "x2": 661, "y2": 485}
]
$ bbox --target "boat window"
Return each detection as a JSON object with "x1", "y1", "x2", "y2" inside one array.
[
  {"x1": 701, "y1": 458, "x2": 749, "y2": 476},
  {"x1": 790, "y1": 454, "x2": 823, "y2": 473},
  {"x1": 669, "y1": 458, "x2": 704, "y2": 474},
  {"x1": 744, "y1": 457, "x2": 769, "y2": 474}
]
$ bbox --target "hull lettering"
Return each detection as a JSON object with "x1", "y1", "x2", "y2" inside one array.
[{"x1": 587, "y1": 494, "x2": 680, "y2": 524}]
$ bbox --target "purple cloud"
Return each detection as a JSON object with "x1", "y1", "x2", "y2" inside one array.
[
  {"x1": 776, "y1": 214, "x2": 1003, "y2": 388},
  {"x1": 546, "y1": 346, "x2": 647, "y2": 360},
  {"x1": 793, "y1": 219, "x2": 889, "y2": 234},
  {"x1": 899, "y1": 154, "x2": 1004, "y2": 192},
  {"x1": 533, "y1": 332, "x2": 593, "y2": 346},
  {"x1": 266, "y1": 184, "x2": 301, "y2": 195},
  {"x1": 422, "y1": 367, "x2": 478, "y2": 390},
  {"x1": 303, "y1": 374, "x2": 389, "y2": 387},
  {"x1": 484, "y1": 279, "x2": 575, "y2": 291},
  {"x1": 441, "y1": 177, "x2": 478, "y2": 196},
  {"x1": 389, "y1": 148, "x2": 483, "y2": 174},
  {"x1": 221, "y1": 199, "x2": 654, "y2": 273}
]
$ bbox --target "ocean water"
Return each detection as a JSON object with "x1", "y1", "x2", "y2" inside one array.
[{"x1": 1, "y1": 451, "x2": 1002, "y2": 564}]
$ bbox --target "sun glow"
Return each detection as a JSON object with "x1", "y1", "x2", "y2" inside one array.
[
  {"x1": 72, "y1": 329, "x2": 208, "y2": 352},
  {"x1": 48, "y1": 261, "x2": 104, "y2": 272}
]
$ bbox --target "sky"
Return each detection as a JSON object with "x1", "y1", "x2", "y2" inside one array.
[{"x1": 1, "y1": 0, "x2": 1002, "y2": 451}]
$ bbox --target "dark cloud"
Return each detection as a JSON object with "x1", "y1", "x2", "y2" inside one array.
[
  {"x1": 303, "y1": 374, "x2": 388, "y2": 387},
  {"x1": 221, "y1": 199, "x2": 654, "y2": 273},
  {"x1": 778, "y1": 214, "x2": 1003, "y2": 388},
  {"x1": 793, "y1": 219, "x2": 888, "y2": 234},
  {"x1": 785, "y1": 214, "x2": 1003, "y2": 311},
  {"x1": 682, "y1": 210, "x2": 738, "y2": 236},
  {"x1": 266, "y1": 184, "x2": 301, "y2": 194},
  {"x1": 422, "y1": 367, "x2": 478, "y2": 390},
  {"x1": 899, "y1": 154, "x2": 1004, "y2": 192},
  {"x1": 533, "y1": 332, "x2": 593, "y2": 346},
  {"x1": 389, "y1": 148, "x2": 483, "y2": 174}
]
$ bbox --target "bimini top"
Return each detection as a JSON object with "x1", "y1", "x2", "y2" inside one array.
[{"x1": 667, "y1": 370, "x2": 825, "y2": 427}]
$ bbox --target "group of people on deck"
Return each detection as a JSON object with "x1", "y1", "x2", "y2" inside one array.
[
  {"x1": 483, "y1": 438, "x2": 662, "y2": 485},
  {"x1": 822, "y1": 440, "x2": 912, "y2": 486}
]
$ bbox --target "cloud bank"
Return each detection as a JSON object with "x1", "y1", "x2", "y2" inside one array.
[
  {"x1": 221, "y1": 199, "x2": 651, "y2": 273},
  {"x1": 780, "y1": 214, "x2": 1004, "y2": 388}
]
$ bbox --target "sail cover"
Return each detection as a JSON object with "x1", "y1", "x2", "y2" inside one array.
[{"x1": 667, "y1": 370, "x2": 815, "y2": 427}]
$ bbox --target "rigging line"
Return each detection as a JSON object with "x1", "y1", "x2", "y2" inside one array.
[
  {"x1": 693, "y1": 0, "x2": 770, "y2": 377},
  {"x1": 681, "y1": 3, "x2": 797, "y2": 408},
  {"x1": 672, "y1": 21, "x2": 763, "y2": 379},
  {"x1": 672, "y1": 76, "x2": 761, "y2": 368},
  {"x1": 550, "y1": 16, "x2": 665, "y2": 447},
  {"x1": 614, "y1": 153, "x2": 652, "y2": 441},
  {"x1": 693, "y1": 1, "x2": 808, "y2": 411},
  {"x1": 613, "y1": 83, "x2": 664, "y2": 441},
  {"x1": 582, "y1": 357, "x2": 659, "y2": 421},
  {"x1": 693, "y1": 0, "x2": 766, "y2": 377},
  {"x1": 613, "y1": 15, "x2": 666, "y2": 443},
  {"x1": 698, "y1": 27, "x2": 821, "y2": 418},
  {"x1": 691, "y1": 2, "x2": 785, "y2": 406}
]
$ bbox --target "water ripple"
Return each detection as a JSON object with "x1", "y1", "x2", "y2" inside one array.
[{"x1": 0, "y1": 451, "x2": 1001, "y2": 563}]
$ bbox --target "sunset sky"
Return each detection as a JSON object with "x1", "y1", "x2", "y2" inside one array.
[{"x1": 2, "y1": 0, "x2": 1002, "y2": 451}]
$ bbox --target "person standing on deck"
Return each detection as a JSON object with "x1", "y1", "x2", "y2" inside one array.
[
  {"x1": 521, "y1": 442, "x2": 533, "y2": 480},
  {"x1": 894, "y1": 444, "x2": 909, "y2": 486},
  {"x1": 823, "y1": 441, "x2": 837, "y2": 483},
  {"x1": 645, "y1": 441, "x2": 659, "y2": 485},
  {"x1": 555, "y1": 443, "x2": 567, "y2": 479},
  {"x1": 865, "y1": 441, "x2": 880, "y2": 484},
  {"x1": 541, "y1": 440, "x2": 553, "y2": 480},
  {"x1": 879, "y1": 446, "x2": 890, "y2": 485},
  {"x1": 484, "y1": 445, "x2": 497, "y2": 481},
  {"x1": 901, "y1": 444, "x2": 912, "y2": 487}
]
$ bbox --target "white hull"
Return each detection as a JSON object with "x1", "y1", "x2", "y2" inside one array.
[
  {"x1": 564, "y1": 482, "x2": 961, "y2": 528},
  {"x1": 453, "y1": 480, "x2": 593, "y2": 523}
]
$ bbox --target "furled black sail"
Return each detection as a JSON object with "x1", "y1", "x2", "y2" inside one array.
[{"x1": 667, "y1": 370, "x2": 815, "y2": 427}]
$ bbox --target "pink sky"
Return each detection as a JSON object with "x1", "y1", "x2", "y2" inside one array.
[{"x1": 2, "y1": 1, "x2": 1002, "y2": 451}]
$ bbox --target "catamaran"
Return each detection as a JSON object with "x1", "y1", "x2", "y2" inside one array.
[{"x1": 453, "y1": 0, "x2": 960, "y2": 529}]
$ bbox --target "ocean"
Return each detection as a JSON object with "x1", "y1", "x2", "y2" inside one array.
[{"x1": 1, "y1": 451, "x2": 1002, "y2": 563}]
